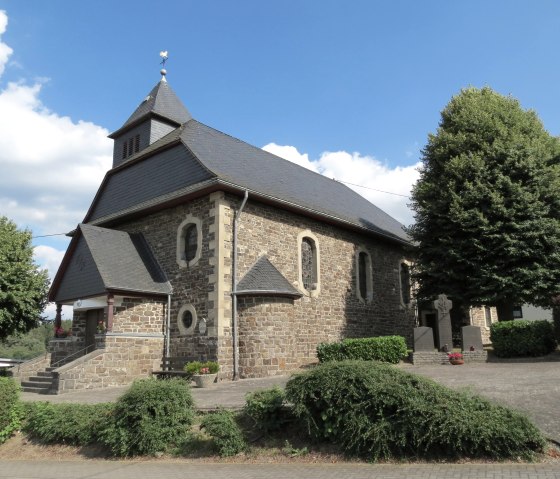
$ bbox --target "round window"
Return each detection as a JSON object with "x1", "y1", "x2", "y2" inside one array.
[{"x1": 182, "y1": 310, "x2": 193, "y2": 330}]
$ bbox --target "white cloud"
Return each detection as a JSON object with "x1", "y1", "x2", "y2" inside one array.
[
  {"x1": 0, "y1": 11, "x2": 13, "y2": 76},
  {"x1": 263, "y1": 143, "x2": 420, "y2": 226},
  {"x1": 33, "y1": 245, "x2": 65, "y2": 282},
  {"x1": 0, "y1": 11, "x2": 112, "y2": 319}
]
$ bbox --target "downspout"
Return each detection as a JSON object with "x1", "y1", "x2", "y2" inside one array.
[
  {"x1": 232, "y1": 190, "x2": 248, "y2": 380},
  {"x1": 165, "y1": 294, "x2": 171, "y2": 361}
]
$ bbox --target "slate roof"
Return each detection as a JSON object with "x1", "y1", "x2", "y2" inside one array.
[
  {"x1": 50, "y1": 224, "x2": 171, "y2": 303},
  {"x1": 109, "y1": 80, "x2": 192, "y2": 138},
  {"x1": 236, "y1": 256, "x2": 302, "y2": 298},
  {"x1": 85, "y1": 80, "x2": 410, "y2": 245}
]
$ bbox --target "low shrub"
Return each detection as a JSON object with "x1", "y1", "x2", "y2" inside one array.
[
  {"x1": 24, "y1": 402, "x2": 113, "y2": 445},
  {"x1": 244, "y1": 386, "x2": 291, "y2": 435},
  {"x1": 285, "y1": 360, "x2": 545, "y2": 461},
  {"x1": 200, "y1": 410, "x2": 246, "y2": 457},
  {"x1": 100, "y1": 378, "x2": 194, "y2": 456},
  {"x1": 316, "y1": 336, "x2": 407, "y2": 364},
  {"x1": 491, "y1": 320, "x2": 557, "y2": 357},
  {"x1": 184, "y1": 361, "x2": 219, "y2": 375},
  {"x1": 0, "y1": 377, "x2": 22, "y2": 444}
]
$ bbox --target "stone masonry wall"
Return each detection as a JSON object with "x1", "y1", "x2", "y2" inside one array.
[
  {"x1": 112, "y1": 298, "x2": 165, "y2": 334},
  {"x1": 224, "y1": 194, "x2": 416, "y2": 378},
  {"x1": 52, "y1": 335, "x2": 164, "y2": 393},
  {"x1": 470, "y1": 306, "x2": 497, "y2": 344},
  {"x1": 117, "y1": 197, "x2": 219, "y2": 365},
  {"x1": 110, "y1": 192, "x2": 415, "y2": 379}
]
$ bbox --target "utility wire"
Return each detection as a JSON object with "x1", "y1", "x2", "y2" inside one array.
[
  {"x1": 334, "y1": 178, "x2": 411, "y2": 198},
  {"x1": 32, "y1": 233, "x2": 69, "y2": 239}
]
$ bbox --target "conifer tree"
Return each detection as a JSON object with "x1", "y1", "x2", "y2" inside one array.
[{"x1": 409, "y1": 87, "x2": 560, "y2": 320}]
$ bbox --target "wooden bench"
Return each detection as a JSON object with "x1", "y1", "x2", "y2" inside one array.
[{"x1": 152, "y1": 357, "x2": 192, "y2": 380}]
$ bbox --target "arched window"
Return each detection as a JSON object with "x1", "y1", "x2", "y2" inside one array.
[
  {"x1": 177, "y1": 304, "x2": 197, "y2": 335},
  {"x1": 301, "y1": 238, "x2": 316, "y2": 291},
  {"x1": 400, "y1": 262, "x2": 411, "y2": 305},
  {"x1": 184, "y1": 224, "x2": 197, "y2": 262},
  {"x1": 356, "y1": 249, "x2": 373, "y2": 302},
  {"x1": 176, "y1": 216, "x2": 202, "y2": 268},
  {"x1": 297, "y1": 230, "x2": 320, "y2": 296}
]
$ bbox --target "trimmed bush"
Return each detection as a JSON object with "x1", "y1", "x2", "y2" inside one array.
[
  {"x1": 24, "y1": 402, "x2": 113, "y2": 445},
  {"x1": 316, "y1": 336, "x2": 407, "y2": 364},
  {"x1": 200, "y1": 410, "x2": 246, "y2": 457},
  {"x1": 491, "y1": 320, "x2": 557, "y2": 357},
  {"x1": 0, "y1": 377, "x2": 22, "y2": 444},
  {"x1": 285, "y1": 360, "x2": 545, "y2": 461},
  {"x1": 100, "y1": 378, "x2": 194, "y2": 456},
  {"x1": 244, "y1": 386, "x2": 291, "y2": 435}
]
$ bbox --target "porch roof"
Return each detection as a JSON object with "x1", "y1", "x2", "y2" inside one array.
[{"x1": 49, "y1": 224, "x2": 172, "y2": 303}]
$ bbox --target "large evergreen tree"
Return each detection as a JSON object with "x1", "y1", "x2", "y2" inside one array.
[
  {"x1": 0, "y1": 216, "x2": 50, "y2": 339},
  {"x1": 409, "y1": 87, "x2": 560, "y2": 320}
]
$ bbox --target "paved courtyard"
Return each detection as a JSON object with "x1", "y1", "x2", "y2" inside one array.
[{"x1": 400, "y1": 354, "x2": 560, "y2": 443}]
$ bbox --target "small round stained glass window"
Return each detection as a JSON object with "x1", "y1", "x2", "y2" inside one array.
[{"x1": 182, "y1": 310, "x2": 193, "y2": 330}]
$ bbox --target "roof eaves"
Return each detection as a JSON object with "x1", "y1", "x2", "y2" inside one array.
[
  {"x1": 234, "y1": 289, "x2": 303, "y2": 299},
  {"x1": 108, "y1": 112, "x2": 181, "y2": 139},
  {"x1": 215, "y1": 181, "x2": 411, "y2": 246},
  {"x1": 86, "y1": 178, "x2": 221, "y2": 227}
]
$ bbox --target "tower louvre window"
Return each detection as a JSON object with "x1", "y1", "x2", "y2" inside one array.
[{"x1": 122, "y1": 134, "x2": 141, "y2": 160}]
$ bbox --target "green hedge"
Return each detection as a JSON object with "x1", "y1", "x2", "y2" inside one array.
[
  {"x1": 285, "y1": 360, "x2": 545, "y2": 461},
  {"x1": 100, "y1": 378, "x2": 194, "y2": 456},
  {"x1": 244, "y1": 386, "x2": 292, "y2": 435},
  {"x1": 200, "y1": 410, "x2": 247, "y2": 457},
  {"x1": 0, "y1": 378, "x2": 22, "y2": 444},
  {"x1": 316, "y1": 336, "x2": 407, "y2": 364},
  {"x1": 24, "y1": 402, "x2": 113, "y2": 445},
  {"x1": 490, "y1": 320, "x2": 557, "y2": 357}
]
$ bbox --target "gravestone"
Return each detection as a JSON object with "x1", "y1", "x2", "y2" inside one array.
[
  {"x1": 433, "y1": 294, "x2": 453, "y2": 351},
  {"x1": 414, "y1": 326, "x2": 435, "y2": 351},
  {"x1": 461, "y1": 325, "x2": 483, "y2": 351}
]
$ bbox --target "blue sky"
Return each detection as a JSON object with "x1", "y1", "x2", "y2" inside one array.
[{"x1": 1, "y1": 1, "x2": 560, "y2": 316}]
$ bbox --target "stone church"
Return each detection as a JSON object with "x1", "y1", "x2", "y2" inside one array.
[{"x1": 26, "y1": 72, "x2": 418, "y2": 392}]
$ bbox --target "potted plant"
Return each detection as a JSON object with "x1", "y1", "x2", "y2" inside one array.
[
  {"x1": 448, "y1": 352, "x2": 464, "y2": 365},
  {"x1": 55, "y1": 327, "x2": 69, "y2": 338},
  {"x1": 184, "y1": 360, "x2": 219, "y2": 388},
  {"x1": 97, "y1": 320, "x2": 106, "y2": 333}
]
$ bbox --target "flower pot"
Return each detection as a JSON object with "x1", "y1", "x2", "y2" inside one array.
[
  {"x1": 193, "y1": 373, "x2": 217, "y2": 388},
  {"x1": 449, "y1": 359, "x2": 464, "y2": 365}
]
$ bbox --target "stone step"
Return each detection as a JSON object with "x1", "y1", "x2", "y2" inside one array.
[
  {"x1": 45, "y1": 367, "x2": 56, "y2": 372},
  {"x1": 36, "y1": 370, "x2": 55, "y2": 378},
  {"x1": 21, "y1": 385, "x2": 53, "y2": 394},
  {"x1": 21, "y1": 380, "x2": 52, "y2": 390},
  {"x1": 27, "y1": 375, "x2": 53, "y2": 383}
]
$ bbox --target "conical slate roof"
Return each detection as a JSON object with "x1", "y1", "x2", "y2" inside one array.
[
  {"x1": 236, "y1": 256, "x2": 302, "y2": 298},
  {"x1": 109, "y1": 80, "x2": 192, "y2": 138}
]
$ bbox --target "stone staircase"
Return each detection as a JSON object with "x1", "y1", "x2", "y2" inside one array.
[{"x1": 20, "y1": 367, "x2": 56, "y2": 394}]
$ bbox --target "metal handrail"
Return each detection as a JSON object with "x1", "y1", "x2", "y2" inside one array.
[{"x1": 50, "y1": 343, "x2": 97, "y2": 369}]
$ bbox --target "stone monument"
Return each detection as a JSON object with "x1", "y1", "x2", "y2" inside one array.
[
  {"x1": 413, "y1": 326, "x2": 435, "y2": 352},
  {"x1": 461, "y1": 325, "x2": 483, "y2": 351},
  {"x1": 434, "y1": 294, "x2": 453, "y2": 351}
]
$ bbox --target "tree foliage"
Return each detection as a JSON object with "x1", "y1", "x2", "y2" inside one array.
[
  {"x1": 409, "y1": 87, "x2": 560, "y2": 317},
  {"x1": 0, "y1": 216, "x2": 50, "y2": 340}
]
